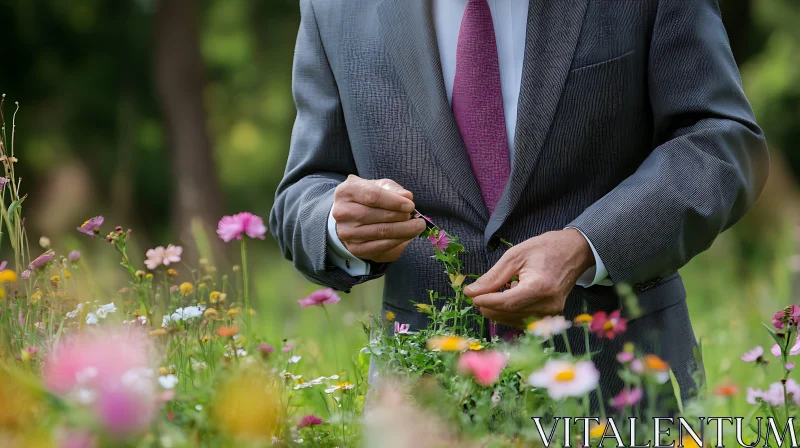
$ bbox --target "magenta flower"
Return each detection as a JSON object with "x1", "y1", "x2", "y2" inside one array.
[
  {"x1": 282, "y1": 345, "x2": 294, "y2": 353},
  {"x1": 428, "y1": 231, "x2": 451, "y2": 252},
  {"x1": 616, "y1": 351, "x2": 634, "y2": 364},
  {"x1": 788, "y1": 362, "x2": 796, "y2": 371},
  {"x1": 20, "y1": 269, "x2": 30, "y2": 279},
  {"x1": 772, "y1": 335, "x2": 800, "y2": 357},
  {"x1": 29, "y1": 251, "x2": 55, "y2": 271},
  {"x1": 741, "y1": 346, "x2": 764, "y2": 363},
  {"x1": 773, "y1": 311, "x2": 785, "y2": 330},
  {"x1": 0, "y1": 261, "x2": 6, "y2": 271},
  {"x1": 612, "y1": 387, "x2": 643, "y2": 409},
  {"x1": 394, "y1": 322, "x2": 411, "y2": 335},
  {"x1": 77, "y1": 216, "x2": 104, "y2": 237},
  {"x1": 298, "y1": 288, "x2": 341, "y2": 307},
  {"x1": 589, "y1": 310, "x2": 627, "y2": 339},
  {"x1": 0, "y1": 177, "x2": 8, "y2": 190},
  {"x1": 216, "y1": 212, "x2": 267, "y2": 243},
  {"x1": 144, "y1": 244, "x2": 182, "y2": 270},
  {"x1": 69, "y1": 250, "x2": 82, "y2": 262},
  {"x1": 297, "y1": 414, "x2": 324, "y2": 428},
  {"x1": 95, "y1": 385, "x2": 156, "y2": 436},
  {"x1": 257, "y1": 344, "x2": 275, "y2": 357},
  {"x1": 457, "y1": 351, "x2": 507, "y2": 387}
]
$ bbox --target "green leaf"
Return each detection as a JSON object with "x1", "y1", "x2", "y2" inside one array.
[
  {"x1": 7, "y1": 195, "x2": 25, "y2": 217},
  {"x1": 763, "y1": 323, "x2": 785, "y2": 348}
]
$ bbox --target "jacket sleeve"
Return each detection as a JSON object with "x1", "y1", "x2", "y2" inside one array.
[
  {"x1": 269, "y1": 0, "x2": 385, "y2": 292},
  {"x1": 567, "y1": 0, "x2": 769, "y2": 287}
]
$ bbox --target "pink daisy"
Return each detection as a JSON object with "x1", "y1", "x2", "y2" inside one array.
[
  {"x1": 429, "y1": 230, "x2": 451, "y2": 252},
  {"x1": 297, "y1": 414, "x2": 324, "y2": 428},
  {"x1": 217, "y1": 212, "x2": 267, "y2": 243},
  {"x1": 77, "y1": 216, "x2": 104, "y2": 238},
  {"x1": 298, "y1": 288, "x2": 341, "y2": 308}
]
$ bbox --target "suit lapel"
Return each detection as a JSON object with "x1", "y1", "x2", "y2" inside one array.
[
  {"x1": 377, "y1": 0, "x2": 489, "y2": 221},
  {"x1": 485, "y1": 0, "x2": 589, "y2": 241}
]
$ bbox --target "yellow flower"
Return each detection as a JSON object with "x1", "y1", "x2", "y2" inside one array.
[
  {"x1": 204, "y1": 308, "x2": 218, "y2": 318},
  {"x1": 213, "y1": 368, "x2": 281, "y2": 440},
  {"x1": 0, "y1": 270, "x2": 17, "y2": 283},
  {"x1": 210, "y1": 291, "x2": 222, "y2": 304},
  {"x1": 0, "y1": 288, "x2": 5, "y2": 300},
  {"x1": 167, "y1": 268, "x2": 178, "y2": 277},
  {"x1": 201, "y1": 336, "x2": 211, "y2": 343},
  {"x1": 426, "y1": 335, "x2": 469, "y2": 352},
  {"x1": 50, "y1": 275, "x2": 60, "y2": 283},
  {"x1": 468, "y1": 341, "x2": 483, "y2": 351},
  {"x1": 589, "y1": 419, "x2": 608, "y2": 439},
  {"x1": 449, "y1": 274, "x2": 466, "y2": 287},
  {"x1": 527, "y1": 321, "x2": 539, "y2": 332},
  {"x1": 675, "y1": 436, "x2": 701, "y2": 448},
  {"x1": 623, "y1": 342, "x2": 635, "y2": 353},
  {"x1": 145, "y1": 273, "x2": 154, "y2": 280},
  {"x1": 227, "y1": 307, "x2": 241, "y2": 317},
  {"x1": 30, "y1": 291, "x2": 43, "y2": 304},
  {"x1": 159, "y1": 367, "x2": 170, "y2": 376},
  {"x1": 63, "y1": 270, "x2": 71, "y2": 279},
  {"x1": 385, "y1": 311, "x2": 395, "y2": 321},
  {"x1": 574, "y1": 314, "x2": 593, "y2": 325},
  {"x1": 415, "y1": 303, "x2": 433, "y2": 314},
  {"x1": 179, "y1": 282, "x2": 194, "y2": 296}
]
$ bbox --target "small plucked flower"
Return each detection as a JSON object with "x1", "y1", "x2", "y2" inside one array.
[
  {"x1": 0, "y1": 269, "x2": 17, "y2": 283},
  {"x1": 216, "y1": 212, "x2": 268, "y2": 242},
  {"x1": 589, "y1": 310, "x2": 627, "y2": 339},
  {"x1": 29, "y1": 251, "x2": 55, "y2": 271},
  {"x1": 179, "y1": 282, "x2": 194, "y2": 297},
  {"x1": 457, "y1": 351, "x2": 507, "y2": 386},
  {"x1": 612, "y1": 387, "x2": 643, "y2": 409},
  {"x1": 573, "y1": 314, "x2": 593, "y2": 325},
  {"x1": 426, "y1": 335, "x2": 469, "y2": 352},
  {"x1": 77, "y1": 216, "x2": 104, "y2": 237},
  {"x1": 68, "y1": 250, "x2": 81, "y2": 262},
  {"x1": 385, "y1": 311, "x2": 395, "y2": 321},
  {"x1": 772, "y1": 335, "x2": 800, "y2": 357},
  {"x1": 528, "y1": 359, "x2": 600, "y2": 400},
  {"x1": 741, "y1": 346, "x2": 765, "y2": 363},
  {"x1": 145, "y1": 245, "x2": 182, "y2": 270},
  {"x1": 428, "y1": 230, "x2": 451, "y2": 252},
  {"x1": 297, "y1": 288, "x2": 341, "y2": 307},
  {"x1": 526, "y1": 316, "x2": 572, "y2": 339},
  {"x1": 394, "y1": 322, "x2": 411, "y2": 334},
  {"x1": 297, "y1": 415, "x2": 324, "y2": 428}
]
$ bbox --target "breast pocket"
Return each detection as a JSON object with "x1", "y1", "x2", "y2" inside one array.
[{"x1": 570, "y1": 49, "x2": 636, "y2": 73}]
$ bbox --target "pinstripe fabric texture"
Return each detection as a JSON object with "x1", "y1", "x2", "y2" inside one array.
[{"x1": 270, "y1": 0, "x2": 769, "y2": 401}]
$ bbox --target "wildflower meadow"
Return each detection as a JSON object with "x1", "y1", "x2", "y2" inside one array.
[{"x1": 0, "y1": 98, "x2": 799, "y2": 448}]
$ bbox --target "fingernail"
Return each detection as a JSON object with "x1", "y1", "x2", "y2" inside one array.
[{"x1": 401, "y1": 203, "x2": 414, "y2": 213}]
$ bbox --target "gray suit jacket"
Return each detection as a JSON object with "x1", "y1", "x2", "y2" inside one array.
[{"x1": 270, "y1": 0, "x2": 769, "y2": 399}]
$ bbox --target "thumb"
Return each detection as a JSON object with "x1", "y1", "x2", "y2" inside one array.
[{"x1": 463, "y1": 253, "x2": 520, "y2": 297}]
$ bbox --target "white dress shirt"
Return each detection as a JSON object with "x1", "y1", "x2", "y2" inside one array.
[{"x1": 327, "y1": 0, "x2": 610, "y2": 287}]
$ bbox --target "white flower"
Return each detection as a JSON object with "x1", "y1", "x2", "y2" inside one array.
[
  {"x1": 162, "y1": 305, "x2": 206, "y2": 327},
  {"x1": 195, "y1": 404, "x2": 203, "y2": 411},
  {"x1": 324, "y1": 382, "x2": 355, "y2": 394},
  {"x1": 527, "y1": 316, "x2": 572, "y2": 339},
  {"x1": 191, "y1": 359, "x2": 207, "y2": 372},
  {"x1": 159, "y1": 374, "x2": 179, "y2": 389},
  {"x1": 95, "y1": 302, "x2": 117, "y2": 318},
  {"x1": 85, "y1": 313, "x2": 99, "y2": 325},
  {"x1": 122, "y1": 368, "x2": 156, "y2": 393},
  {"x1": 66, "y1": 303, "x2": 84, "y2": 319},
  {"x1": 528, "y1": 359, "x2": 599, "y2": 400},
  {"x1": 293, "y1": 377, "x2": 326, "y2": 390},
  {"x1": 288, "y1": 356, "x2": 302, "y2": 364}
]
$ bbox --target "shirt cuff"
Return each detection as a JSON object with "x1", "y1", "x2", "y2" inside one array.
[
  {"x1": 327, "y1": 206, "x2": 371, "y2": 276},
  {"x1": 567, "y1": 227, "x2": 612, "y2": 287}
]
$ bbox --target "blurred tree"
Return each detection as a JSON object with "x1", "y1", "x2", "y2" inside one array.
[{"x1": 155, "y1": 0, "x2": 222, "y2": 245}]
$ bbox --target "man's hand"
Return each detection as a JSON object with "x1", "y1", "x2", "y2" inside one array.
[
  {"x1": 463, "y1": 229, "x2": 595, "y2": 328},
  {"x1": 332, "y1": 175, "x2": 427, "y2": 263}
]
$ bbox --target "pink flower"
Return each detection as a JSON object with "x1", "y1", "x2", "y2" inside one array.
[
  {"x1": 257, "y1": 344, "x2": 275, "y2": 357},
  {"x1": 77, "y1": 216, "x2": 104, "y2": 237},
  {"x1": 298, "y1": 288, "x2": 341, "y2": 307},
  {"x1": 428, "y1": 231, "x2": 451, "y2": 253},
  {"x1": 216, "y1": 212, "x2": 267, "y2": 243},
  {"x1": 773, "y1": 311, "x2": 785, "y2": 329},
  {"x1": 68, "y1": 250, "x2": 82, "y2": 262},
  {"x1": 95, "y1": 385, "x2": 156, "y2": 436},
  {"x1": 612, "y1": 387, "x2": 643, "y2": 409},
  {"x1": 616, "y1": 351, "x2": 634, "y2": 364},
  {"x1": 20, "y1": 269, "x2": 30, "y2": 279},
  {"x1": 282, "y1": 345, "x2": 294, "y2": 353},
  {"x1": 394, "y1": 322, "x2": 411, "y2": 334},
  {"x1": 144, "y1": 245, "x2": 182, "y2": 270},
  {"x1": 589, "y1": 310, "x2": 627, "y2": 339},
  {"x1": 29, "y1": 251, "x2": 55, "y2": 271},
  {"x1": 457, "y1": 351, "x2": 507, "y2": 387},
  {"x1": 742, "y1": 346, "x2": 764, "y2": 363},
  {"x1": 791, "y1": 306, "x2": 800, "y2": 325},
  {"x1": 630, "y1": 359, "x2": 644, "y2": 374},
  {"x1": 772, "y1": 335, "x2": 800, "y2": 357},
  {"x1": 0, "y1": 177, "x2": 8, "y2": 190},
  {"x1": 0, "y1": 260, "x2": 6, "y2": 271},
  {"x1": 57, "y1": 429, "x2": 97, "y2": 448},
  {"x1": 788, "y1": 363, "x2": 796, "y2": 371},
  {"x1": 297, "y1": 414, "x2": 324, "y2": 428}
]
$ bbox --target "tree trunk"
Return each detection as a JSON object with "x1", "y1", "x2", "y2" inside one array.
[{"x1": 154, "y1": 0, "x2": 223, "y2": 254}]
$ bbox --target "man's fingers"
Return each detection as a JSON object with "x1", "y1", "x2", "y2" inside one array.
[
  {"x1": 463, "y1": 249, "x2": 521, "y2": 297},
  {"x1": 339, "y1": 219, "x2": 426, "y2": 242},
  {"x1": 478, "y1": 307, "x2": 524, "y2": 328},
  {"x1": 332, "y1": 203, "x2": 412, "y2": 224},
  {"x1": 375, "y1": 178, "x2": 414, "y2": 201},
  {"x1": 340, "y1": 181, "x2": 415, "y2": 212},
  {"x1": 346, "y1": 238, "x2": 409, "y2": 259},
  {"x1": 471, "y1": 284, "x2": 536, "y2": 313}
]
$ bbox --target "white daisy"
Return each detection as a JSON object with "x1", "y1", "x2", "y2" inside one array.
[
  {"x1": 159, "y1": 374, "x2": 179, "y2": 389},
  {"x1": 528, "y1": 359, "x2": 599, "y2": 400},
  {"x1": 526, "y1": 316, "x2": 572, "y2": 339}
]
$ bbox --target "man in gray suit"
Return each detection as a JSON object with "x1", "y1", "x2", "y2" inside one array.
[{"x1": 270, "y1": 0, "x2": 769, "y2": 399}]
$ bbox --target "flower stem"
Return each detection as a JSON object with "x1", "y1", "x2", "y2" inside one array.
[
  {"x1": 240, "y1": 238, "x2": 251, "y2": 344},
  {"x1": 322, "y1": 305, "x2": 341, "y2": 375}
]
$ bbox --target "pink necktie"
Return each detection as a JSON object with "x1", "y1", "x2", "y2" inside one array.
[
  {"x1": 452, "y1": 0, "x2": 512, "y2": 339},
  {"x1": 452, "y1": 0, "x2": 511, "y2": 215}
]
